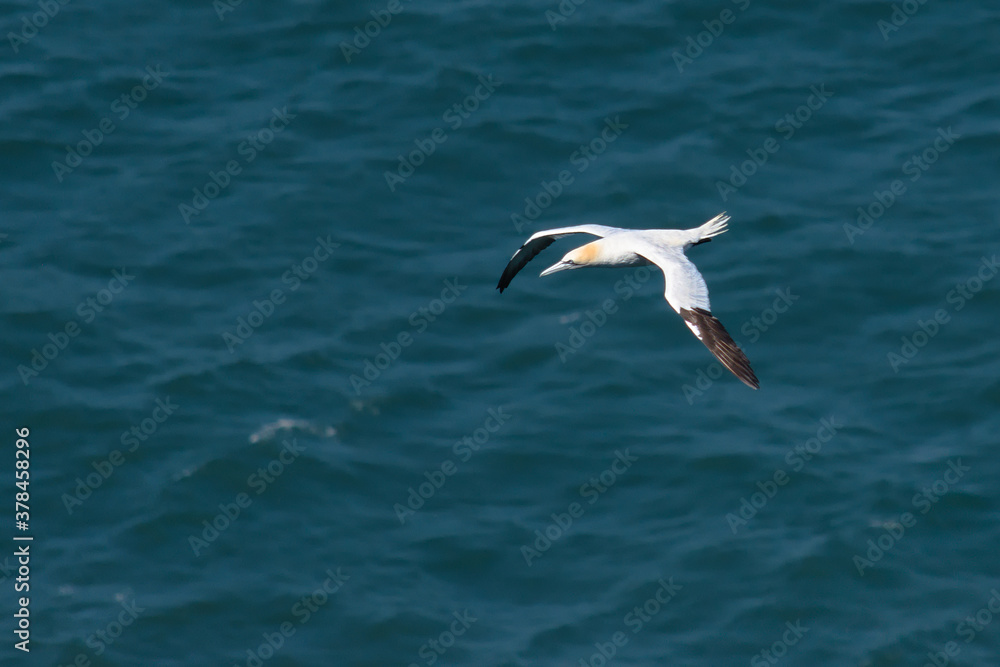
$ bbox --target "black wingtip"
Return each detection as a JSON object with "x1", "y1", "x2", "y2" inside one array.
[
  {"x1": 495, "y1": 237, "x2": 556, "y2": 296},
  {"x1": 679, "y1": 307, "x2": 759, "y2": 390}
]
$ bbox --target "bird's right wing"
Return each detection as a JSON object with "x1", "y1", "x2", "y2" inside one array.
[
  {"x1": 496, "y1": 224, "x2": 619, "y2": 293},
  {"x1": 632, "y1": 242, "x2": 759, "y2": 389}
]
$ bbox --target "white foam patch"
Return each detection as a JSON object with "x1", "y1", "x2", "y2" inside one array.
[
  {"x1": 249, "y1": 418, "x2": 337, "y2": 444},
  {"x1": 350, "y1": 400, "x2": 380, "y2": 415}
]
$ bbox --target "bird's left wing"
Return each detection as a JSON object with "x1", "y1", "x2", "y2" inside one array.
[
  {"x1": 496, "y1": 224, "x2": 619, "y2": 293},
  {"x1": 632, "y1": 242, "x2": 759, "y2": 389}
]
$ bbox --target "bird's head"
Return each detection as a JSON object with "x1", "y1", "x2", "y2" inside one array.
[{"x1": 540, "y1": 243, "x2": 598, "y2": 277}]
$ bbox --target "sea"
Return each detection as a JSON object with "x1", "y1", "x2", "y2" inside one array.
[{"x1": 2, "y1": 0, "x2": 999, "y2": 664}]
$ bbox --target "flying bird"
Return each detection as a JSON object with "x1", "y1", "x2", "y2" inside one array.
[{"x1": 496, "y1": 212, "x2": 759, "y2": 389}]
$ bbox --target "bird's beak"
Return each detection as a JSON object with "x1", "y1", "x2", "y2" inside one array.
[{"x1": 540, "y1": 261, "x2": 572, "y2": 277}]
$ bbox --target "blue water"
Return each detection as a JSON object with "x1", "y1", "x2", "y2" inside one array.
[{"x1": 3, "y1": 0, "x2": 1000, "y2": 665}]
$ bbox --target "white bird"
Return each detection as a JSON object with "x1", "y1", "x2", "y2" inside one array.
[{"x1": 497, "y1": 212, "x2": 759, "y2": 389}]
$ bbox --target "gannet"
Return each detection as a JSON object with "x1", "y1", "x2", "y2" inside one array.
[{"x1": 497, "y1": 212, "x2": 759, "y2": 389}]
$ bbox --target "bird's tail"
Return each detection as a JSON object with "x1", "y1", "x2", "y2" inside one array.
[{"x1": 687, "y1": 212, "x2": 730, "y2": 246}]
